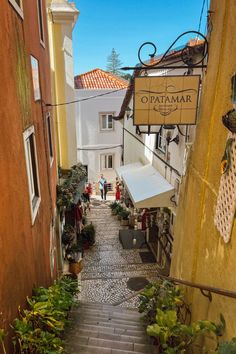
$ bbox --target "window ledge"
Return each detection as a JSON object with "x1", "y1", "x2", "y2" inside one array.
[
  {"x1": 9, "y1": 0, "x2": 24, "y2": 19},
  {"x1": 31, "y1": 197, "x2": 41, "y2": 225}
]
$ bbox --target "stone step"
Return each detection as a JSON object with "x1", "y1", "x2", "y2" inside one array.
[
  {"x1": 66, "y1": 343, "x2": 155, "y2": 354},
  {"x1": 75, "y1": 308, "x2": 142, "y2": 321},
  {"x1": 68, "y1": 336, "x2": 153, "y2": 352},
  {"x1": 75, "y1": 318, "x2": 145, "y2": 330},
  {"x1": 75, "y1": 323, "x2": 146, "y2": 337},
  {"x1": 74, "y1": 313, "x2": 144, "y2": 327},
  {"x1": 79, "y1": 302, "x2": 139, "y2": 312},
  {"x1": 69, "y1": 328, "x2": 149, "y2": 344}
]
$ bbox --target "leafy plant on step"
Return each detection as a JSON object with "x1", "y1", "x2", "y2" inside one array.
[
  {"x1": 110, "y1": 201, "x2": 119, "y2": 210},
  {"x1": 114, "y1": 204, "x2": 124, "y2": 215},
  {"x1": 0, "y1": 328, "x2": 7, "y2": 354},
  {"x1": 147, "y1": 308, "x2": 219, "y2": 353},
  {"x1": 139, "y1": 280, "x2": 185, "y2": 324},
  {"x1": 12, "y1": 276, "x2": 79, "y2": 353},
  {"x1": 139, "y1": 280, "x2": 226, "y2": 353}
]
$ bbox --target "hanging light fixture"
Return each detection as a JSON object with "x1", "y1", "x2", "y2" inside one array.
[{"x1": 125, "y1": 106, "x2": 133, "y2": 120}]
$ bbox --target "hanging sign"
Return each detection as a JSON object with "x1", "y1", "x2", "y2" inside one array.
[{"x1": 134, "y1": 75, "x2": 200, "y2": 125}]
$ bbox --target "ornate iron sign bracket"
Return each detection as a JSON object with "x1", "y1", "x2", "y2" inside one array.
[
  {"x1": 121, "y1": 30, "x2": 208, "y2": 72},
  {"x1": 122, "y1": 31, "x2": 208, "y2": 135}
]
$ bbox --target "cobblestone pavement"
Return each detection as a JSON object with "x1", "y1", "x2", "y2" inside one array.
[{"x1": 80, "y1": 198, "x2": 159, "y2": 308}]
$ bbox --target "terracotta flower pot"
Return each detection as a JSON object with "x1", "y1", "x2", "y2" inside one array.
[{"x1": 69, "y1": 259, "x2": 83, "y2": 274}]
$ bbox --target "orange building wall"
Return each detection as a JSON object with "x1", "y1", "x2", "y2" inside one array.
[{"x1": 0, "y1": 0, "x2": 57, "y2": 351}]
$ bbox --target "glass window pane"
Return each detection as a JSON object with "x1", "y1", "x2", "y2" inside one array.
[
  {"x1": 108, "y1": 116, "x2": 113, "y2": 129},
  {"x1": 37, "y1": 0, "x2": 44, "y2": 43},
  {"x1": 102, "y1": 116, "x2": 107, "y2": 129},
  {"x1": 29, "y1": 134, "x2": 39, "y2": 198},
  {"x1": 26, "y1": 139, "x2": 35, "y2": 198},
  {"x1": 108, "y1": 155, "x2": 113, "y2": 168},
  {"x1": 47, "y1": 115, "x2": 53, "y2": 158}
]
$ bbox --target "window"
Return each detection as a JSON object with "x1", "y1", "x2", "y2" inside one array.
[
  {"x1": 100, "y1": 154, "x2": 114, "y2": 170},
  {"x1": 46, "y1": 113, "x2": 54, "y2": 165},
  {"x1": 9, "y1": 0, "x2": 23, "y2": 18},
  {"x1": 155, "y1": 127, "x2": 166, "y2": 153},
  {"x1": 100, "y1": 113, "x2": 114, "y2": 131},
  {"x1": 37, "y1": 0, "x2": 45, "y2": 46},
  {"x1": 23, "y1": 126, "x2": 41, "y2": 223},
  {"x1": 30, "y1": 56, "x2": 41, "y2": 101}
]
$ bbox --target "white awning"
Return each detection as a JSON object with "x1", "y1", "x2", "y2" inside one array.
[
  {"x1": 116, "y1": 162, "x2": 143, "y2": 179},
  {"x1": 122, "y1": 164, "x2": 175, "y2": 208}
]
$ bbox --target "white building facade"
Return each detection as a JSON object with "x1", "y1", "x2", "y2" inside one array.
[
  {"x1": 75, "y1": 69, "x2": 128, "y2": 191},
  {"x1": 116, "y1": 40, "x2": 206, "y2": 268}
]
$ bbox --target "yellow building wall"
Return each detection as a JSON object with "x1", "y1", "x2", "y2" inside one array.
[
  {"x1": 171, "y1": 0, "x2": 236, "y2": 345},
  {"x1": 52, "y1": 24, "x2": 69, "y2": 169},
  {"x1": 47, "y1": 17, "x2": 69, "y2": 169}
]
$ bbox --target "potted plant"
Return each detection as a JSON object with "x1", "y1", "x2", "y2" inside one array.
[
  {"x1": 120, "y1": 209, "x2": 130, "y2": 226},
  {"x1": 110, "y1": 201, "x2": 119, "y2": 215},
  {"x1": 114, "y1": 204, "x2": 124, "y2": 220},
  {"x1": 67, "y1": 243, "x2": 83, "y2": 274},
  {"x1": 62, "y1": 225, "x2": 76, "y2": 246},
  {"x1": 81, "y1": 223, "x2": 95, "y2": 249}
]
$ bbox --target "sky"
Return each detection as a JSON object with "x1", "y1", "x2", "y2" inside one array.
[{"x1": 71, "y1": 0, "x2": 208, "y2": 76}]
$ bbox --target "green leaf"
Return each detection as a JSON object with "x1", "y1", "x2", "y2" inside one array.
[
  {"x1": 215, "y1": 314, "x2": 226, "y2": 337},
  {"x1": 218, "y1": 339, "x2": 236, "y2": 354},
  {"x1": 147, "y1": 323, "x2": 161, "y2": 337}
]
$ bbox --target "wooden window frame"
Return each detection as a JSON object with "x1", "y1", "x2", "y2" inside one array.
[
  {"x1": 37, "y1": 0, "x2": 45, "y2": 47},
  {"x1": 100, "y1": 154, "x2": 114, "y2": 170},
  {"x1": 23, "y1": 126, "x2": 41, "y2": 224},
  {"x1": 99, "y1": 112, "x2": 114, "y2": 131},
  {"x1": 8, "y1": 0, "x2": 23, "y2": 19},
  {"x1": 46, "y1": 113, "x2": 54, "y2": 166}
]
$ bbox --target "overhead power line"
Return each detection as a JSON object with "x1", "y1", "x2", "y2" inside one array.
[
  {"x1": 45, "y1": 87, "x2": 127, "y2": 107},
  {"x1": 198, "y1": 0, "x2": 207, "y2": 34},
  {"x1": 77, "y1": 145, "x2": 122, "y2": 151}
]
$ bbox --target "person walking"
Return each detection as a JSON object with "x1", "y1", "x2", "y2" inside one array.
[
  {"x1": 115, "y1": 180, "x2": 121, "y2": 201},
  {"x1": 104, "y1": 180, "x2": 108, "y2": 201},
  {"x1": 98, "y1": 174, "x2": 107, "y2": 200}
]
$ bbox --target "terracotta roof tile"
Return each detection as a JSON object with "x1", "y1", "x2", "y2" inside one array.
[{"x1": 74, "y1": 68, "x2": 129, "y2": 89}]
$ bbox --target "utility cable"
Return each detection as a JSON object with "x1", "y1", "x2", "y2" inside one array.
[
  {"x1": 77, "y1": 145, "x2": 122, "y2": 151},
  {"x1": 45, "y1": 87, "x2": 127, "y2": 107},
  {"x1": 198, "y1": 0, "x2": 207, "y2": 34}
]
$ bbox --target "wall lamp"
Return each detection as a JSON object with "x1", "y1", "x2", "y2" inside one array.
[
  {"x1": 125, "y1": 106, "x2": 133, "y2": 120},
  {"x1": 166, "y1": 130, "x2": 180, "y2": 145}
]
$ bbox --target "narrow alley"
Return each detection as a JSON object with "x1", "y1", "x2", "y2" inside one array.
[
  {"x1": 80, "y1": 199, "x2": 159, "y2": 306},
  {"x1": 65, "y1": 198, "x2": 159, "y2": 353}
]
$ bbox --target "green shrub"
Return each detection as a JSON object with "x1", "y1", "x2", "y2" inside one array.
[
  {"x1": 139, "y1": 280, "x2": 225, "y2": 353},
  {"x1": 61, "y1": 225, "x2": 75, "y2": 245},
  {"x1": 81, "y1": 223, "x2": 95, "y2": 246},
  {"x1": 12, "y1": 276, "x2": 79, "y2": 353},
  {"x1": 217, "y1": 338, "x2": 236, "y2": 354},
  {"x1": 119, "y1": 209, "x2": 130, "y2": 220},
  {"x1": 114, "y1": 204, "x2": 124, "y2": 215},
  {"x1": 110, "y1": 201, "x2": 119, "y2": 210}
]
